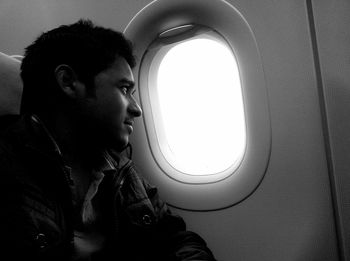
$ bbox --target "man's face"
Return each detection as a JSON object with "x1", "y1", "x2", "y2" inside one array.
[{"x1": 79, "y1": 56, "x2": 142, "y2": 151}]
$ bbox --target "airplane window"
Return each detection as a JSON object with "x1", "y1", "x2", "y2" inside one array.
[
  {"x1": 125, "y1": 0, "x2": 270, "y2": 209},
  {"x1": 147, "y1": 30, "x2": 246, "y2": 179}
]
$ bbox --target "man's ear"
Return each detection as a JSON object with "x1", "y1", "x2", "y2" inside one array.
[{"x1": 54, "y1": 64, "x2": 81, "y2": 98}]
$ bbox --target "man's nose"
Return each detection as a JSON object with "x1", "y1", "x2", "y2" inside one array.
[{"x1": 129, "y1": 96, "x2": 142, "y2": 117}]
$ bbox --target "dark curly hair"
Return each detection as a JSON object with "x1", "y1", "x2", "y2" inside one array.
[{"x1": 20, "y1": 19, "x2": 136, "y2": 114}]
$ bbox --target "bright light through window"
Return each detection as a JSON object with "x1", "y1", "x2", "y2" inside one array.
[{"x1": 153, "y1": 37, "x2": 246, "y2": 175}]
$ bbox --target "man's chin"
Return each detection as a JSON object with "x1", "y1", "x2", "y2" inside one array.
[{"x1": 107, "y1": 138, "x2": 129, "y2": 153}]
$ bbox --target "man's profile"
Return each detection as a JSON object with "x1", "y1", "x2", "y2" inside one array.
[{"x1": 0, "y1": 20, "x2": 216, "y2": 261}]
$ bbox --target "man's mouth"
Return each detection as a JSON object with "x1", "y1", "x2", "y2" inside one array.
[
  {"x1": 124, "y1": 119, "x2": 134, "y2": 126},
  {"x1": 124, "y1": 120, "x2": 134, "y2": 133}
]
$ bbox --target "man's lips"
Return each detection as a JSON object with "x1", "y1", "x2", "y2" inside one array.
[
  {"x1": 124, "y1": 119, "x2": 134, "y2": 126},
  {"x1": 124, "y1": 120, "x2": 134, "y2": 133}
]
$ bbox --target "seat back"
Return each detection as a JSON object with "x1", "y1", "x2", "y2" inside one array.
[{"x1": 0, "y1": 52, "x2": 23, "y2": 115}]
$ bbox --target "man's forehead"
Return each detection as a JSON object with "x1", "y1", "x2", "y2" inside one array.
[{"x1": 102, "y1": 56, "x2": 135, "y2": 82}]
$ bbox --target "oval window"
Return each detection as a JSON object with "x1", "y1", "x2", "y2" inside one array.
[{"x1": 145, "y1": 26, "x2": 246, "y2": 181}]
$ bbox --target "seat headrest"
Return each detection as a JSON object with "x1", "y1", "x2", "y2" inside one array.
[{"x1": 0, "y1": 52, "x2": 23, "y2": 115}]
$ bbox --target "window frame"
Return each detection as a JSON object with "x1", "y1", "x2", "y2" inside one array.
[{"x1": 124, "y1": 0, "x2": 271, "y2": 211}]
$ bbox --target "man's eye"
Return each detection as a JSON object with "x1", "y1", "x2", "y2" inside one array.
[{"x1": 120, "y1": 86, "x2": 128, "y2": 95}]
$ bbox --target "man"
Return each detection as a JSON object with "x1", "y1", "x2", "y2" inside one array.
[{"x1": 0, "y1": 20, "x2": 216, "y2": 261}]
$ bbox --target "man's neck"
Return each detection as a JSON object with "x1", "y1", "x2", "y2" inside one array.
[{"x1": 37, "y1": 111, "x2": 106, "y2": 171}]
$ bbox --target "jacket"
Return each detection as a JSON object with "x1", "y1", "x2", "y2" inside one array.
[{"x1": 0, "y1": 114, "x2": 216, "y2": 261}]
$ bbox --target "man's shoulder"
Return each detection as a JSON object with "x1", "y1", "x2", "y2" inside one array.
[
  {"x1": 0, "y1": 115, "x2": 32, "y2": 186},
  {"x1": 0, "y1": 114, "x2": 21, "y2": 133},
  {"x1": 0, "y1": 114, "x2": 38, "y2": 172},
  {"x1": 0, "y1": 114, "x2": 21, "y2": 149},
  {"x1": 0, "y1": 114, "x2": 26, "y2": 150}
]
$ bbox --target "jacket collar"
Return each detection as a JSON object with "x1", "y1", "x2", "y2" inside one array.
[
  {"x1": 3, "y1": 113, "x2": 131, "y2": 172},
  {"x1": 27, "y1": 114, "x2": 64, "y2": 158}
]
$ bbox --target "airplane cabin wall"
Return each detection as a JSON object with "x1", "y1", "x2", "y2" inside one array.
[
  {"x1": 0, "y1": 0, "x2": 150, "y2": 55},
  {"x1": 168, "y1": 1, "x2": 339, "y2": 260},
  {"x1": 0, "y1": 0, "x2": 346, "y2": 260},
  {"x1": 312, "y1": 0, "x2": 350, "y2": 260}
]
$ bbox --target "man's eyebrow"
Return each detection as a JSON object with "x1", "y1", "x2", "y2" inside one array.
[{"x1": 119, "y1": 78, "x2": 135, "y2": 88}]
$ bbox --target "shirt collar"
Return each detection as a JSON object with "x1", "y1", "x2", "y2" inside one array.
[{"x1": 99, "y1": 151, "x2": 117, "y2": 172}]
